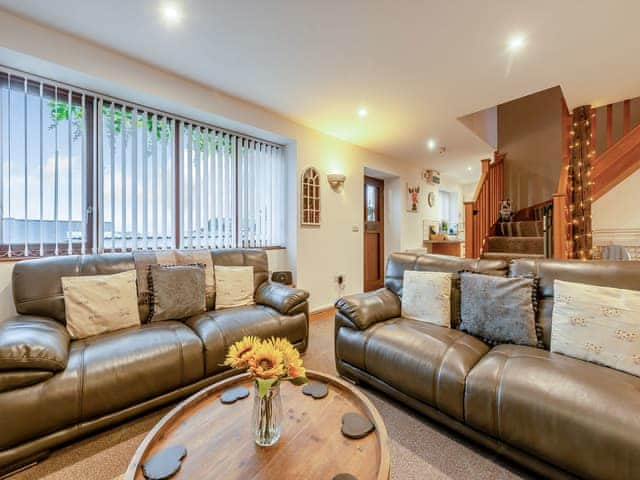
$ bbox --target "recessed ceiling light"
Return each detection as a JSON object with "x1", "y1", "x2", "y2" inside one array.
[
  {"x1": 467, "y1": 166, "x2": 473, "y2": 172},
  {"x1": 507, "y1": 34, "x2": 526, "y2": 52},
  {"x1": 358, "y1": 107, "x2": 368, "y2": 118},
  {"x1": 427, "y1": 139, "x2": 437, "y2": 151},
  {"x1": 160, "y1": 3, "x2": 182, "y2": 25}
]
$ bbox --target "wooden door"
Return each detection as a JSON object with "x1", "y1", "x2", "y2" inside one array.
[{"x1": 364, "y1": 176, "x2": 384, "y2": 292}]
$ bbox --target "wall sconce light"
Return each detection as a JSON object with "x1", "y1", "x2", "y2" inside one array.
[{"x1": 327, "y1": 173, "x2": 346, "y2": 193}]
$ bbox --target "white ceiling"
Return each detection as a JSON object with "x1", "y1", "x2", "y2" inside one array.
[{"x1": 2, "y1": 0, "x2": 640, "y2": 182}]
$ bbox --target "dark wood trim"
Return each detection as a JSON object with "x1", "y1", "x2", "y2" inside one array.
[
  {"x1": 606, "y1": 104, "x2": 613, "y2": 148},
  {"x1": 234, "y1": 136, "x2": 240, "y2": 246},
  {"x1": 624, "y1": 99, "x2": 631, "y2": 135},
  {"x1": 174, "y1": 120, "x2": 181, "y2": 249}
]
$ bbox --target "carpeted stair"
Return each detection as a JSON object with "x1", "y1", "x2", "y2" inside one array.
[{"x1": 481, "y1": 220, "x2": 545, "y2": 262}]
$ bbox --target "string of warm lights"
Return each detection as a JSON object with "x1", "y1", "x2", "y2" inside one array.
[{"x1": 567, "y1": 105, "x2": 594, "y2": 260}]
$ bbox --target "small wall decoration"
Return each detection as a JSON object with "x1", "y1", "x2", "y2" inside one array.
[
  {"x1": 427, "y1": 192, "x2": 435, "y2": 208},
  {"x1": 422, "y1": 169, "x2": 441, "y2": 185},
  {"x1": 407, "y1": 184, "x2": 420, "y2": 213},
  {"x1": 301, "y1": 167, "x2": 321, "y2": 226}
]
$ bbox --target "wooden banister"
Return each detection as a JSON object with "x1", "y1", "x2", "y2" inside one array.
[
  {"x1": 592, "y1": 121, "x2": 640, "y2": 201},
  {"x1": 464, "y1": 152, "x2": 505, "y2": 258}
]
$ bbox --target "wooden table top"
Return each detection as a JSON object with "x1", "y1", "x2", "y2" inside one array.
[{"x1": 125, "y1": 370, "x2": 390, "y2": 480}]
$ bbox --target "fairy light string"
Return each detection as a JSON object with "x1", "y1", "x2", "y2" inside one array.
[{"x1": 567, "y1": 105, "x2": 594, "y2": 260}]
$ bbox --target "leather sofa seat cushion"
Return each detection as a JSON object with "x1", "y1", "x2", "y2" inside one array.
[
  {"x1": 336, "y1": 318, "x2": 489, "y2": 420},
  {"x1": 186, "y1": 305, "x2": 308, "y2": 376},
  {"x1": 465, "y1": 344, "x2": 640, "y2": 480},
  {"x1": 76, "y1": 321, "x2": 204, "y2": 421}
]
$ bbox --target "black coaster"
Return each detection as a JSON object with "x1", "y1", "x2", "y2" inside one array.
[
  {"x1": 341, "y1": 412, "x2": 375, "y2": 439},
  {"x1": 333, "y1": 475, "x2": 358, "y2": 480},
  {"x1": 142, "y1": 445, "x2": 186, "y2": 480},
  {"x1": 302, "y1": 382, "x2": 328, "y2": 399},
  {"x1": 220, "y1": 386, "x2": 250, "y2": 404}
]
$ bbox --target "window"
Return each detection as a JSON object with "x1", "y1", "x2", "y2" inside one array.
[
  {"x1": 0, "y1": 72, "x2": 89, "y2": 257},
  {"x1": 0, "y1": 67, "x2": 286, "y2": 257},
  {"x1": 438, "y1": 189, "x2": 459, "y2": 235},
  {"x1": 180, "y1": 123, "x2": 236, "y2": 249},
  {"x1": 100, "y1": 101, "x2": 176, "y2": 252},
  {"x1": 301, "y1": 167, "x2": 320, "y2": 226}
]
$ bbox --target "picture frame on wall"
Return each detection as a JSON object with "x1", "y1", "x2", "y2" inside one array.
[{"x1": 407, "y1": 184, "x2": 420, "y2": 213}]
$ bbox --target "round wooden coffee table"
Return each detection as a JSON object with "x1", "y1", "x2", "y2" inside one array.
[{"x1": 125, "y1": 370, "x2": 390, "y2": 480}]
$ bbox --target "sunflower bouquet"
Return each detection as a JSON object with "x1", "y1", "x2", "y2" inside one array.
[{"x1": 224, "y1": 336, "x2": 308, "y2": 398}]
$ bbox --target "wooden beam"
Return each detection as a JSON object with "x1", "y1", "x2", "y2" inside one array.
[{"x1": 606, "y1": 104, "x2": 613, "y2": 148}]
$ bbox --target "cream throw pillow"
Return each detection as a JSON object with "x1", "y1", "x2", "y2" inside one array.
[
  {"x1": 401, "y1": 270, "x2": 452, "y2": 327},
  {"x1": 62, "y1": 270, "x2": 140, "y2": 340},
  {"x1": 214, "y1": 266, "x2": 255, "y2": 310},
  {"x1": 551, "y1": 280, "x2": 640, "y2": 377}
]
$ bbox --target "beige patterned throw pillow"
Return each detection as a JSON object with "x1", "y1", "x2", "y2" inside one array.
[
  {"x1": 214, "y1": 266, "x2": 255, "y2": 310},
  {"x1": 62, "y1": 270, "x2": 140, "y2": 340},
  {"x1": 551, "y1": 280, "x2": 640, "y2": 377},
  {"x1": 401, "y1": 270, "x2": 452, "y2": 327}
]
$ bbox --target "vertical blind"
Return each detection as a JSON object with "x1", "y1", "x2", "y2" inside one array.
[
  {"x1": 0, "y1": 71, "x2": 88, "y2": 257},
  {"x1": 238, "y1": 137, "x2": 286, "y2": 247},
  {"x1": 180, "y1": 123, "x2": 236, "y2": 249},
  {"x1": 99, "y1": 100, "x2": 176, "y2": 252},
  {"x1": 0, "y1": 67, "x2": 286, "y2": 257}
]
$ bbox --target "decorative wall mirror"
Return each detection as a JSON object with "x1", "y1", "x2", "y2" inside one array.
[{"x1": 301, "y1": 167, "x2": 321, "y2": 226}]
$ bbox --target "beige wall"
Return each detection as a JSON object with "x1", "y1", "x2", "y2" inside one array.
[
  {"x1": 0, "y1": 10, "x2": 441, "y2": 314},
  {"x1": 498, "y1": 87, "x2": 563, "y2": 212},
  {"x1": 592, "y1": 168, "x2": 640, "y2": 253}
]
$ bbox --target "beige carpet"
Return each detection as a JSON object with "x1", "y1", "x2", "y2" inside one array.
[{"x1": 10, "y1": 311, "x2": 537, "y2": 480}]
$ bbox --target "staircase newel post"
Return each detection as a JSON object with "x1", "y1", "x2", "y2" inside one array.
[{"x1": 464, "y1": 201, "x2": 475, "y2": 258}]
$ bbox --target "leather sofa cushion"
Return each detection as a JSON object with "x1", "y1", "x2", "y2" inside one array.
[
  {"x1": 510, "y1": 258, "x2": 640, "y2": 348},
  {"x1": 336, "y1": 318, "x2": 489, "y2": 420},
  {"x1": 465, "y1": 344, "x2": 640, "y2": 480},
  {"x1": 0, "y1": 316, "x2": 70, "y2": 371},
  {"x1": 76, "y1": 321, "x2": 204, "y2": 421},
  {"x1": 384, "y1": 252, "x2": 508, "y2": 297},
  {"x1": 12, "y1": 253, "x2": 135, "y2": 324},
  {"x1": 186, "y1": 305, "x2": 308, "y2": 376}
]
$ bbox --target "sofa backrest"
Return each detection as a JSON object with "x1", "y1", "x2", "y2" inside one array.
[
  {"x1": 12, "y1": 248, "x2": 268, "y2": 324},
  {"x1": 384, "y1": 252, "x2": 508, "y2": 297},
  {"x1": 510, "y1": 258, "x2": 640, "y2": 348}
]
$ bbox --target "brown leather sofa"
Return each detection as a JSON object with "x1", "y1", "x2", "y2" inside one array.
[
  {"x1": 335, "y1": 252, "x2": 640, "y2": 480},
  {"x1": 0, "y1": 249, "x2": 309, "y2": 476}
]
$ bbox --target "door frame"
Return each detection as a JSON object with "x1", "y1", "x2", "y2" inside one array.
[{"x1": 363, "y1": 175, "x2": 385, "y2": 291}]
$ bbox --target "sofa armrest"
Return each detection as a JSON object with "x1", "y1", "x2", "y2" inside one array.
[
  {"x1": 0, "y1": 316, "x2": 70, "y2": 372},
  {"x1": 255, "y1": 282, "x2": 310, "y2": 315},
  {"x1": 334, "y1": 288, "x2": 400, "y2": 330}
]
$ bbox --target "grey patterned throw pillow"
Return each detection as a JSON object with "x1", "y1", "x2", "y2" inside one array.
[
  {"x1": 147, "y1": 264, "x2": 207, "y2": 322},
  {"x1": 458, "y1": 272, "x2": 541, "y2": 347}
]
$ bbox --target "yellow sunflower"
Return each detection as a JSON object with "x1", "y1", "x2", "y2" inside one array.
[
  {"x1": 224, "y1": 336, "x2": 261, "y2": 369},
  {"x1": 270, "y1": 337, "x2": 300, "y2": 364},
  {"x1": 249, "y1": 342, "x2": 285, "y2": 379},
  {"x1": 269, "y1": 337, "x2": 306, "y2": 380}
]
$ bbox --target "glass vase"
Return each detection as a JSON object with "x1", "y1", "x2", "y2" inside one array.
[{"x1": 252, "y1": 381, "x2": 283, "y2": 447}]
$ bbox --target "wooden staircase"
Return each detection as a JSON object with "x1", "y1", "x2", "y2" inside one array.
[{"x1": 481, "y1": 201, "x2": 550, "y2": 262}]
